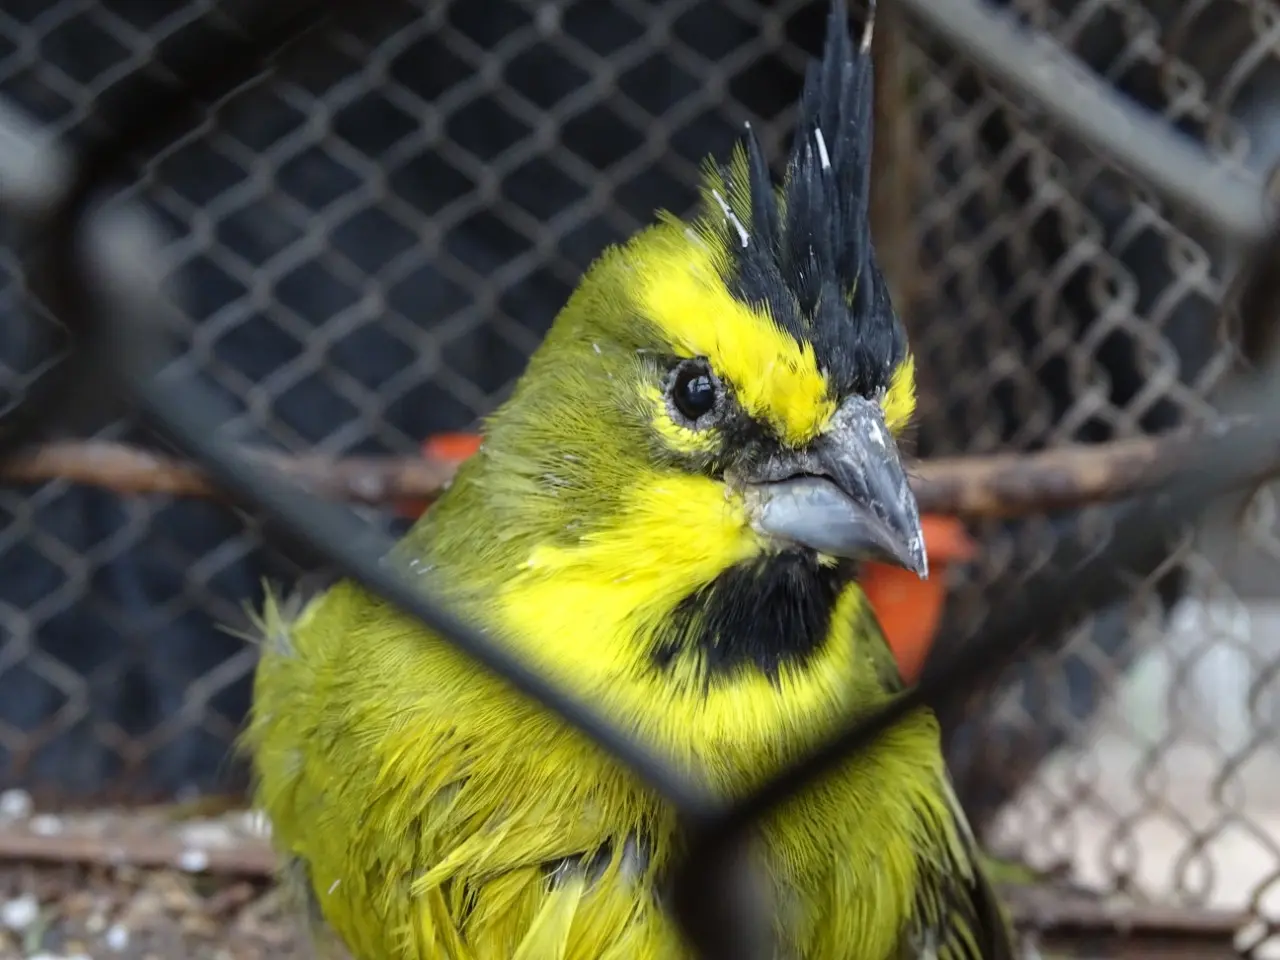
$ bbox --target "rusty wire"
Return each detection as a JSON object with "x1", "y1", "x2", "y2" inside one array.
[{"x1": 1, "y1": 0, "x2": 1280, "y2": 956}]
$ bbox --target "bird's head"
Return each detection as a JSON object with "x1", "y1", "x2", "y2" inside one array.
[{"x1": 419, "y1": 0, "x2": 922, "y2": 681}]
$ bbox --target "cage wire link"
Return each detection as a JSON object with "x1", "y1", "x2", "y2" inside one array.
[
  {"x1": 900, "y1": 0, "x2": 1280, "y2": 951},
  {"x1": 1, "y1": 0, "x2": 1280, "y2": 954}
]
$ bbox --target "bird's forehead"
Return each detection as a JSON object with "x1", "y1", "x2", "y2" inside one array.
[{"x1": 626, "y1": 230, "x2": 836, "y2": 446}]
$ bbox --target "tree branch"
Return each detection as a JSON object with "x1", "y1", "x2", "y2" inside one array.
[
  {"x1": 907, "y1": 424, "x2": 1246, "y2": 517},
  {"x1": 0, "y1": 420, "x2": 1268, "y2": 519}
]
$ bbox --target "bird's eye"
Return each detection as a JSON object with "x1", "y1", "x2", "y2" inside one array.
[{"x1": 670, "y1": 359, "x2": 717, "y2": 423}]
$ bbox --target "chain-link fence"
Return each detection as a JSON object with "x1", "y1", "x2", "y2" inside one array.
[
  {"x1": 0, "y1": 0, "x2": 1279, "y2": 955},
  {"x1": 905, "y1": 4, "x2": 1280, "y2": 949}
]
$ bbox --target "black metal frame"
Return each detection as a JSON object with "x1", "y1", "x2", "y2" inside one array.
[{"x1": 1, "y1": 1, "x2": 1277, "y2": 956}]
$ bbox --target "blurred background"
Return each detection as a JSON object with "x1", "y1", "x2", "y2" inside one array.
[{"x1": 0, "y1": 0, "x2": 1278, "y2": 956}]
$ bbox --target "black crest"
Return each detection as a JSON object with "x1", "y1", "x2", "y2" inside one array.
[{"x1": 698, "y1": 0, "x2": 906, "y2": 400}]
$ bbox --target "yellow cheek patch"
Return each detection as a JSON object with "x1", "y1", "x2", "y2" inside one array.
[
  {"x1": 628, "y1": 229, "x2": 836, "y2": 446},
  {"x1": 502, "y1": 474, "x2": 765, "y2": 678},
  {"x1": 882, "y1": 353, "x2": 916, "y2": 433},
  {"x1": 519, "y1": 473, "x2": 760, "y2": 585}
]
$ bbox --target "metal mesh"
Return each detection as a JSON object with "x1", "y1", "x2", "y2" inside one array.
[
  {"x1": 0, "y1": 0, "x2": 1278, "y2": 951},
  {"x1": 901, "y1": 1, "x2": 1280, "y2": 949}
]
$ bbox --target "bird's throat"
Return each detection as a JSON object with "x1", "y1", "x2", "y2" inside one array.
[{"x1": 649, "y1": 551, "x2": 850, "y2": 681}]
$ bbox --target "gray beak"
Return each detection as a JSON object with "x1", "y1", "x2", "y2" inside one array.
[{"x1": 742, "y1": 396, "x2": 928, "y2": 578}]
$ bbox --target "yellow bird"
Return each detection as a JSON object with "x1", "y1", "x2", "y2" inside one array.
[{"x1": 242, "y1": 1, "x2": 1018, "y2": 956}]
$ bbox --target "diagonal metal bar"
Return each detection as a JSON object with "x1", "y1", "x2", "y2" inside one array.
[
  {"x1": 896, "y1": 0, "x2": 1270, "y2": 246},
  {"x1": 90, "y1": 201, "x2": 716, "y2": 816},
  {"x1": 6, "y1": 0, "x2": 719, "y2": 816}
]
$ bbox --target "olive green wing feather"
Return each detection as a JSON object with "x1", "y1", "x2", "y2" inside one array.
[
  {"x1": 901, "y1": 776, "x2": 1022, "y2": 960},
  {"x1": 859, "y1": 610, "x2": 1021, "y2": 959}
]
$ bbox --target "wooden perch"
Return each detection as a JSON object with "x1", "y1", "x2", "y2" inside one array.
[
  {"x1": 907, "y1": 425, "x2": 1241, "y2": 518},
  {"x1": 0, "y1": 418, "x2": 1267, "y2": 519}
]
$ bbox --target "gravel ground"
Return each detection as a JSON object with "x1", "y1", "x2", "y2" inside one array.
[
  {"x1": 0, "y1": 861, "x2": 306, "y2": 960},
  {"x1": 0, "y1": 795, "x2": 308, "y2": 960},
  {"x1": 0, "y1": 783, "x2": 1249, "y2": 960}
]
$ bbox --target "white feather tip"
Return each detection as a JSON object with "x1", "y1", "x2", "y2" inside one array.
[
  {"x1": 860, "y1": 0, "x2": 877, "y2": 54},
  {"x1": 814, "y1": 128, "x2": 831, "y2": 170},
  {"x1": 711, "y1": 188, "x2": 749, "y2": 248}
]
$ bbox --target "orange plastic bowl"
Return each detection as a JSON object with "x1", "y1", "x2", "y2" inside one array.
[
  {"x1": 423, "y1": 432, "x2": 485, "y2": 462},
  {"x1": 410, "y1": 432, "x2": 973, "y2": 682},
  {"x1": 394, "y1": 433, "x2": 485, "y2": 518},
  {"x1": 860, "y1": 516, "x2": 974, "y2": 683}
]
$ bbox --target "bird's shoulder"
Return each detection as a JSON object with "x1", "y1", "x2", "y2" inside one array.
[
  {"x1": 246, "y1": 580, "x2": 677, "y2": 959},
  {"x1": 818, "y1": 604, "x2": 1020, "y2": 960}
]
